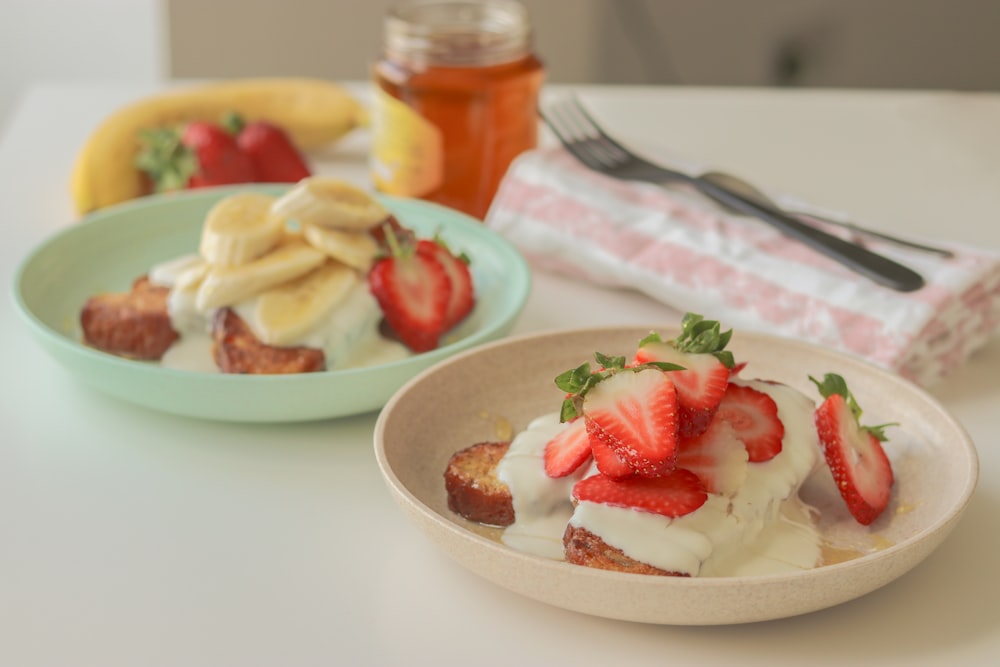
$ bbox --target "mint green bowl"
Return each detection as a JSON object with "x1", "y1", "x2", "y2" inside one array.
[{"x1": 13, "y1": 185, "x2": 530, "y2": 422}]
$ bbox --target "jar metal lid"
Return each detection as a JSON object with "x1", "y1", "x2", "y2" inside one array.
[{"x1": 384, "y1": 0, "x2": 533, "y2": 68}]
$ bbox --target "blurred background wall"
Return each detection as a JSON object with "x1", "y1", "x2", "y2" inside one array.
[{"x1": 2, "y1": 0, "x2": 998, "y2": 131}]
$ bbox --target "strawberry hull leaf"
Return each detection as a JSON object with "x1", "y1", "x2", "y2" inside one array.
[
  {"x1": 809, "y1": 372, "x2": 897, "y2": 442},
  {"x1": 555, "y1": 355, "x2": 683, "y2": 422}
]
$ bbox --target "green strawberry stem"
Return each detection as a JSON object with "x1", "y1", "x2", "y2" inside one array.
[
  {"x1": 380, "y1": 221, "x2": 411, "y2": 259},
  {"x1": 555, "y1": 351, "x2": 683, "y2": 422},
  {"x1": 638, "y1": 313, "x2": 735, "y2": 368},
  {"x1": 134, "y1": 126, "x2": 197, "y2": 192},
  {"x1": 221, "y1": 112, "x2": 245, "y2": 135}
]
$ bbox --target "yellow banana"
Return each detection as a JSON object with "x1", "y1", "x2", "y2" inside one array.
[{"x1": 70, "y1": 78, "x2": 367, "y2": 216}]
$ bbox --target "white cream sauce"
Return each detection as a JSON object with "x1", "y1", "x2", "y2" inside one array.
[
  {"x1": 148, "y1": 253, "x2": 410, "y2": 373},
  {"x1": 497, "y1": 379, "x2": 824, "y2": 577}
]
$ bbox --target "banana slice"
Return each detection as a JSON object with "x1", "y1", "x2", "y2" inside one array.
[
  {"x1": 302, "y1": 224, "x2": 380, "y2": 271},
  {"x1": 200, "y1": 193, "x2": 285, "y2": 266},
  {"x1": 271, "y1": 177, "x2": 388, "y2": 231},
  {"x1": 148, "y1": 253, "x2": 207, "y2": 287},
  {"x1": 252, "y1": 260, "x2": 359, "y2": 346},
  {"x1": 195, "y1": 241, "x2": 326, "y2": 311}
]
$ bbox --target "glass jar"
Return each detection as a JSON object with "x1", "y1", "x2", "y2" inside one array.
[{"x1": 371, "y1": 0, "x2": 545, "y2": 219}]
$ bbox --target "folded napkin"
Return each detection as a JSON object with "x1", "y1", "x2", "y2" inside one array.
[{"x1": 485, "y1": 147, "x2": 1000, "y2": 387}]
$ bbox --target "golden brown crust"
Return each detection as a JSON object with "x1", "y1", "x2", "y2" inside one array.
[
  {"x1": 563, "y1": 525, "x2": 688, "y2": 577},
  {"x1": 211, "y1": 308, "x2": 326, "y2": 374},
  {"x1": 444, "y1": 441, "x2": 515, "y2": 527},
  {"x1": 80, "y1": 276, "x2": 179, "y2": 360}
]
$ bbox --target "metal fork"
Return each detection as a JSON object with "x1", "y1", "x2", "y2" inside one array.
[{"x1": 540, "y1": 97, "x2": 926, "y2": 293}]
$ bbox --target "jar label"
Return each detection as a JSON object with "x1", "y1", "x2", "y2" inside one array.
[{"x1": 370, "y1": 87, "x2": 444, "y2": 198}]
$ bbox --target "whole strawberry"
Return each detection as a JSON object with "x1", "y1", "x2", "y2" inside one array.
[
  {"x1": 811, "y1": 373, "x2": 896, "y2": 525},
  {"x1": 136, "y1": 120, "x2": 257, "y2": 191},
  {"x1": 232, "y1": 116, "x2": 311, "y2": 183}
]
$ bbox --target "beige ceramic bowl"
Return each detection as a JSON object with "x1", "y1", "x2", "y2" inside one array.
[{"x1": 374, "y1": 325, "x2": 978, "y2": 625}]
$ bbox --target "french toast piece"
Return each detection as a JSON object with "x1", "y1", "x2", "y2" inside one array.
[
  {"x1": 80, "y1": 276, "x2": 179, "y2": 360},
  {"x1": 211, "y1": 308, "x2": 326, "y2": 374},
  {"x1": 444, "y1": 441, "x2": 515, "y2": 527},
  {"x1": 563, "y1": 525, "x2": 688, "y2": 577}
]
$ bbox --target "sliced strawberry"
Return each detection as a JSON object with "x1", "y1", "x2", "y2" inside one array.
[
  {"x1": 811, "y1": 373, "x2": 895, "y2": 526},
  {"x1": 588, "y1": 431, "x2": 635, "y2": 479},
  {"x1": 714, "y1": 383, "x2": 784, "y2": 462},
  {"x1": 368, "y1": 236, "x2": 451, "y2": 353},
  {"x1": 633, "y1": 315, "x2": 735, "y2": 438},
  {"x1": 677, "y1": 419, "x2": 748, "y2": 495},
  {"x1": 583, "y1": 368, "x2": 679, "y2": 478},
  {"x1": 543, "y1": 418, "x2": 592, "y2": 478},
  {"x1": 635, "y1": 343, "x2": 730, "y2": 438},
  {"x1": 572, "y1": 468, "x2": 708, "y2": 518},
  {"x1": 416, "y1": 239, "x2": 474, "y2": 329}
]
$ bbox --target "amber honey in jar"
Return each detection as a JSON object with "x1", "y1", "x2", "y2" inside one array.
[{"x1": 371, "y1": 0, "x2": 544, "y2": 219}]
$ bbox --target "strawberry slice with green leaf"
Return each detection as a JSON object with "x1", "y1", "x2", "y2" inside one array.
[
  {"x1": 634, "y1": 313, "x2": 734, "y2": 438},
  {"x1": 555, "y1": 351, "x2": 683, "y2": 478},
  {"x1": 572, "y1": 468, "x2": 708, "y2": 518},
  {"x1": 368, "y1": 227, "x2": 451, "y2": 353},
  {"x1": 715, "y1": 383, "x2": 785, "y2": 462},
  {"x1": 543, "y1": 418, "x2": 592, "y2": 478},
  {"x1": 811, "y1": 373, "x2": 896, "y2": 526}
]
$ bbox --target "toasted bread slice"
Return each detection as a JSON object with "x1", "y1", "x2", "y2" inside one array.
[
  {"x1": 444, "y1": 441, "x2": 514, "y2": 527},
  {"x1": 80, "y1": 276, "x2": 179, "y2": 360},
  {"x1": 563, "y1": 524, "x2": 687, "y2": 576},
  {"x1": 211, "y1": 308, "x2": 325, "y2": 374}
]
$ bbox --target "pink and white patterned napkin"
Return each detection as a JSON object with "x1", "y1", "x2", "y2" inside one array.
[{"x1": 485, "y1": 147, "x2": 1000, "y2": 387}]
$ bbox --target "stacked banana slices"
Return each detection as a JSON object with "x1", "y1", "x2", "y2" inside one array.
[{"x1": 176, "y1": 179, "x2": 391, "y2": 347}]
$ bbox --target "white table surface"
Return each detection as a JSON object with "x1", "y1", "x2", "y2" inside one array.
[{"x1": 2, "y1": 82, "x2": 999, "y2": 667}]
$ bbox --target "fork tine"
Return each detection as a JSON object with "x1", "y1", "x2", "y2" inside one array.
[
  {"x1": 542, "y1": 96, "x2": 631, "y2": 171},
  {"x1": 565, "y1": 97, "x2": 630, "y2": 156},
  {"x1": 541, "y1": 102, "x2": 602, "y2": 171},
  {"x1": 566, "y1": 97, "x2": 637, "y2": 170}
]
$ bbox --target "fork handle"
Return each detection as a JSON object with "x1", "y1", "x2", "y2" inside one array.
[{"x1": 688, "y1": 177, "x2": 926, "y2": 292}]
